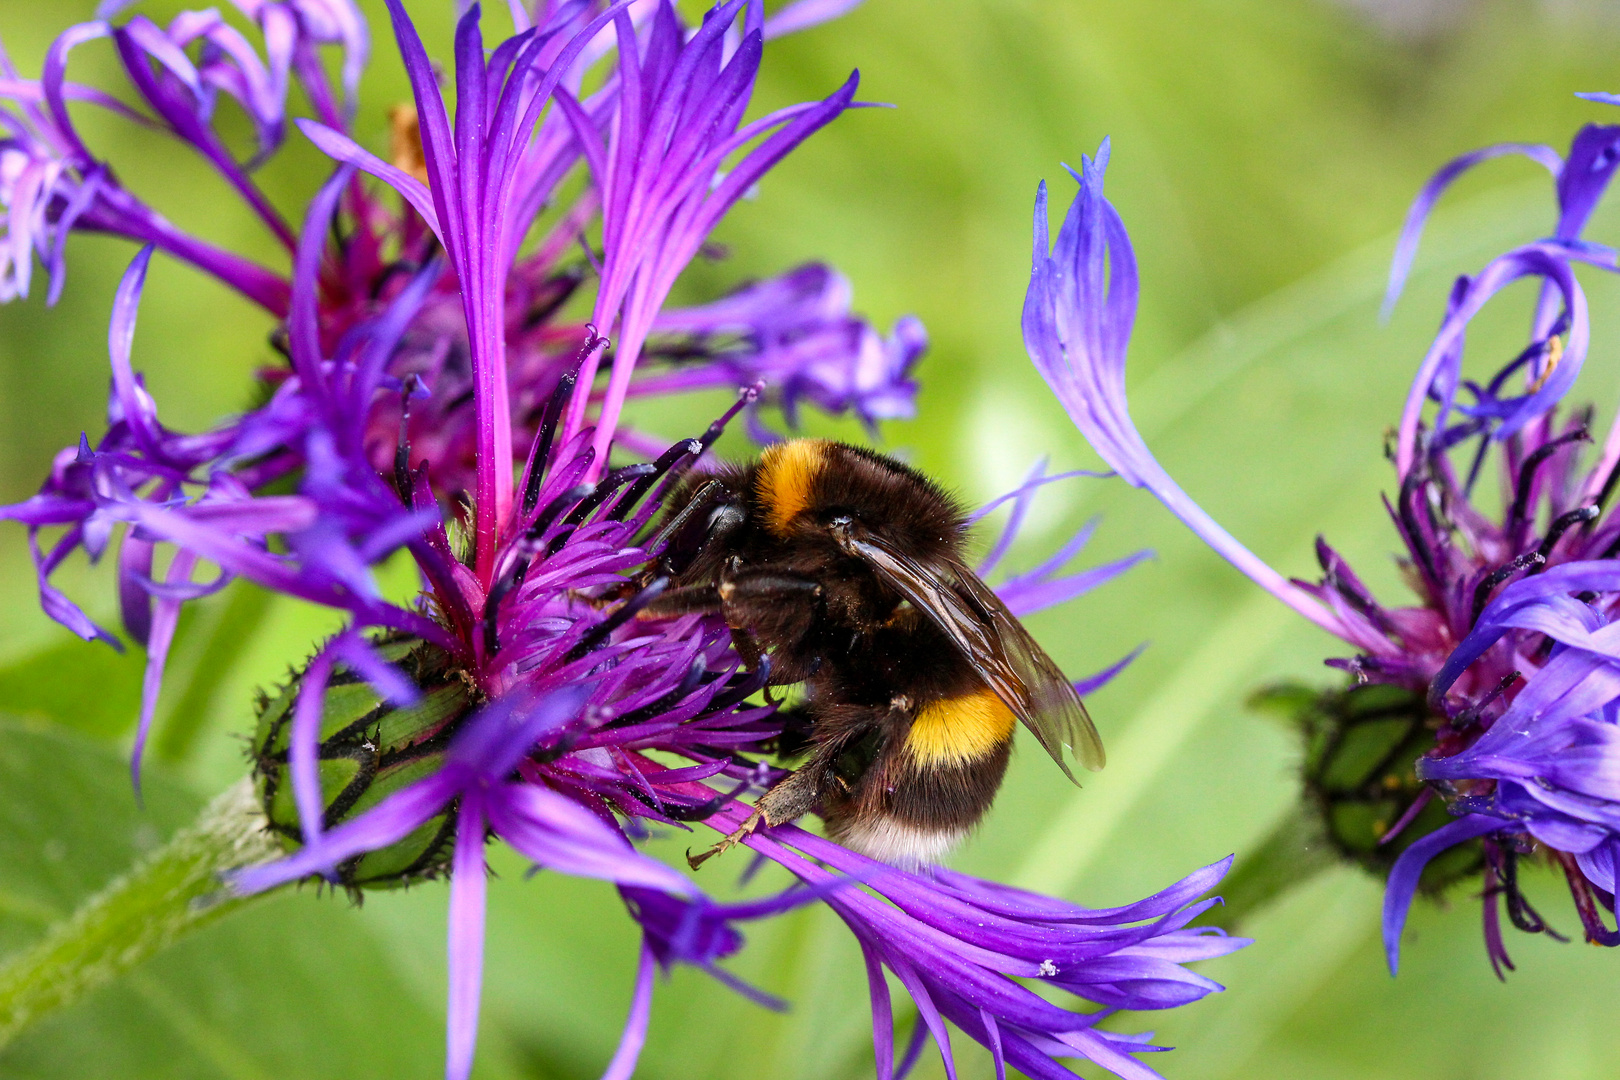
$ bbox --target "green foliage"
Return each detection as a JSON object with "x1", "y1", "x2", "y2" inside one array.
[
  {"x1": 7, "y1": 1, "x2": 1620, "y2": 1079},
  {"x1": 0, "y1": 719, "x2": 525, "y2": 1079}
]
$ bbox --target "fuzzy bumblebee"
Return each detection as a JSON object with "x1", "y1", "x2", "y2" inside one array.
[
  {"x1": 251, "y1": 636, "x2": 474, "y2": 889},
  {"x1": 644, "y1": 438, "x2": 1105, "y2": 869}
]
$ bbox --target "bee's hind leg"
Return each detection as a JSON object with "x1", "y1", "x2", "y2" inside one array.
[
  {"x1": 686, "y1": 806, "x2": 765, "y2": 869},
  {"x1": 686, "y1": 762, "x2": 827, "y2": 870}
]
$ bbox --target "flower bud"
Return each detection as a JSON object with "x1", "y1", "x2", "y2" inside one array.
[
  {"x1": 1252, "y1": 681, "x2": 1482, "y2": 894},
  {"x1": 251, "y1": 636, "x2": 473, "y2": 888}
]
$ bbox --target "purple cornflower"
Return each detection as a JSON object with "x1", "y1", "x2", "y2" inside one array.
[
  {"x1": 3, "y1": 3, "x2": 1245, "y2": 1077},
  {"x1": 0, "y1": 0, "x2": 919, "y2": 520},
  {"x1": 1025, "y1": 128, "x2": 1620, "y2": 976}
]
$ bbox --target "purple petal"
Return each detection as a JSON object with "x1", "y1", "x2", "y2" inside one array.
[
  {"x1": 762, "y1": 0, "x2": 866, "y2": 37},
  {"x1": 131, "y1": 549, "x2": 197, "y2": 795},
  {"x1": 107, "y1": 246, "x2": 161, "y2": 452},
  {"x1": 296, "y1": 119, "x2": 442, "y2": 238},
  {"x1": 229, "y1": 769, "x2": 463, "y2": 894},
  {"x1": 487, "y1": 783, "x2": 694, "y2": 895},
  {"x1": 1073, "y1": 643, "x2": 1147, "y2": 697},
  {"x1": 1555, "y1": 124, "x2": 1620, "y2": 240},
  {"x1": 1395, "y1": 242, "x2": 1589, "y2": 476},
  {"x1": 600, "y1": 940, "x2": 656, "y2": 1080},
  {"x1": 446, "y1": 796, "x2": 489, "y2": 1080},
  {"x1": 1023, "y1": 147, "x2": 1348, "y2": 639},
  {"x1": 286, "y1": 164, "x2": 353, "y2": 400},
  {"x1": 1382, "y1": 814, "x2": 1502, "y2": 974},
  {"x1": 289, "y1": 636, "x2": 339, "y2": 850},
  {"x1": 1381, "y1": 141, "x2": 1562, "y2": 319}
]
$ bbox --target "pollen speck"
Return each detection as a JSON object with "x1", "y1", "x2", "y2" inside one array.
[{"x1": 389, "y1": 103, "x2": 430, "y2": 186}]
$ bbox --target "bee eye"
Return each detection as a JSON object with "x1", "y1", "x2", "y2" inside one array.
[{"x1": 706, "y1": 504, "x2": 745, "y2": 533}]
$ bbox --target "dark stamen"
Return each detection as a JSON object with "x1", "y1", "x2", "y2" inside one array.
[
  {"x1": 1531, "y1": 505, "x2": 1602, "y2": 570},
  {"x1": 1472, "y1": 552, "x2": 1546, "y2": 623},
  {"x1": 529, "y1": 482, "x2": 594, "y2": 542},
  {"x1": 521, "y1": 267, "x2": 585, "y2": 330},
  {"x1": 546, "y1": 465, "x2": 657, "y2": 556},
  {"x1": 701, "y1": 658, "x2": 774, "y2": 716},
  {"x1": 1509, "y1": 428, "x2": 1590, "y2": 528},
  {"x1": 1499, "y1": 847, "x2": 1565, "y2": 937},
  {"x1": 485, "y1": 483, "x2": 599, "y2": 653},
  {"x1": 1462, "y1": 430, "x2": 1491, "y2": 500},
  {"x1": 393, "y1": 374, "x2": 425, "y2": 504},
  {"x1": 482, "y1": 554, "x2": 533, "y2": 658},
  {"x1": 520, "y1": 331, "x2": 600, "y2": 517},
  {"x1": 1397, "y1": 472, "x2": 1443, "y2": 591},
  {"x1": 1554, "y1": 850, "x2": 1618, "y2": 945},
  {"x1": 1455, "y1": 672, "x2": 1521, "y2": 729},
  {"x1": 607, "y1": 383, "x2": 761, "y2": 523},
  {"x1": 607, "y1": 438, "x2": 702, "y2": 522},
  {"x1": 620, "y1": 778, "x2": 750, "y2": 823},
  {"x1": 564, "y1": 578, "x2": 669, "y2": 663},
  {"x1": 1592, "y1": 457, "x2": 1620, "y2": 522},
  {"x1": 529, "y1": 730, "x2": 583, "y2": 766},
  {"x1": 605, "y1": 656, "x2": 709, "y2": 729}
]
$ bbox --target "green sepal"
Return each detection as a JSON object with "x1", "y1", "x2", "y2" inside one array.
[
  {"x1": 340, "y1": 754, "x2": 457, "y2": 888},
  {"x1": 251, "y1": 636, "x2": 472, "y2": 890},
  {"x1": 1243, "y1": 680, "x2": 1484, "y2": 904}
]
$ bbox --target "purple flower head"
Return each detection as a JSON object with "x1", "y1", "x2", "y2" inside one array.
[
  {"x1": 1382, "y1": 119, "x2": 1620, "y2": 320},
  {"x1": 645, "y1": 263, "x2": 927, "y2": 435},
  {"x1": 5, "y1": 5, "x2": 1243, "y2": 1077},
  {"x1": 1024, "y1": 127, "x2": 1620, "y2": 975},
  {"x1": 1, "y1": 0, "x2": 918, "y2": 496},
  {"x1": 694, "y1": 802, "x2": 1244, "y2": 1080}
]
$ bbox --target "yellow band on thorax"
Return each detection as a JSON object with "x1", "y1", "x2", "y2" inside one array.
[
  {"x1": 757, "y1": 439, "x2": 830, "y2": 536},
  {"x1": 905, "y1": 689, "x2": 1016, "y2": 767}
]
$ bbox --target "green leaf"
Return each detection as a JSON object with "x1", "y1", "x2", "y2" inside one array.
[
  {"x1": 0, "y1": 718, "x2": 522, "y2": 1080},
  {"x1": 0, "y1": 641, "x2": 146, "y2": 741}
]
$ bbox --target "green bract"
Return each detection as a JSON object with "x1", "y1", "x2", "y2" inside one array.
[
  {"x1": 1253, "y1": 681, "x2": 1482, "y2": 894},
  {"x1": 251, "y1": 637, "x2": 473, "y2": 889}
]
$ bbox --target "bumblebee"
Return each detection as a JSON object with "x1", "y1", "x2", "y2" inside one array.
[{"x1": 644, "y1": 438, "x2": 1104, "y2": 869}]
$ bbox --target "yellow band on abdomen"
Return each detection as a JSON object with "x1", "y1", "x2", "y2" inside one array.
[{"x1": 905, "y1": 689, "x2": 1016, "y2": 766}]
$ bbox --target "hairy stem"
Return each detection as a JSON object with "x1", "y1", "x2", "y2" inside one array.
[
  {"x1": 0, "y1": 779, "x2": 280, "y2": 1048},
  {"x1": 1208, "y1": 810, "x2": 1340, "y2": 929}
]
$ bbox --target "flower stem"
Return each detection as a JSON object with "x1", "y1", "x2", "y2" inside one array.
[
  {"x1": 1207, "y1": 809, "x2": 1340, "y2": 929},
  {"x1": 0, "y1": 779, "x2": 280, "y2": 1048}
]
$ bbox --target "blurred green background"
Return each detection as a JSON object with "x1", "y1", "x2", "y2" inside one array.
[{"x1": 6, "y1": 0, "x2": 1620, "y2": 1077}]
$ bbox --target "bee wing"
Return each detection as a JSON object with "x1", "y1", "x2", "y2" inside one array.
[{"x1": 838, "y1": 528, "x2": 1105, "y2": 781}]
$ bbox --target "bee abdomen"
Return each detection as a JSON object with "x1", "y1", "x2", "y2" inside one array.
[
  {"x1": 829, "y1": 744, "x2": 1011, "y2": 869},
  {"x1": 829, "y1": 817, "x2": 968, "y2": 870},
  {"x1": 825, "y1": 690, "x2": 1016, "y2": 869},
  {"x1": 903, "y1": 688, "x2": 1016, "y2": 766}
]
